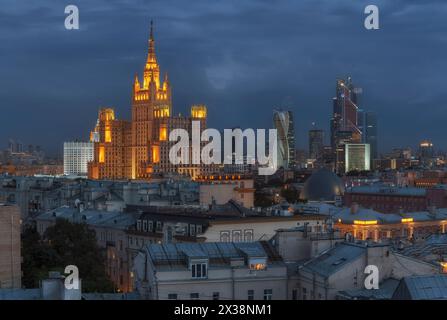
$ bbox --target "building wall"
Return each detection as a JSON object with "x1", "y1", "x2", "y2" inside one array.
[
  {"x1": 199, "y1": 179, "x2": 254, "y2": 208},
  {"x1": 335, "y1": 220, "x2": 447, "y2": 242},
  {"x1": 0, "y1": 205, "x2": 21, "y2": 289},
  {"x1": 136, "y1": 256, "x2": 287, "y2": 300},
  {"x1": 202, "y1": 216, "x2": 327, "y2": 243},
  {"x1": 343, "y1": 188, "x2": 447, "y2": 213}
]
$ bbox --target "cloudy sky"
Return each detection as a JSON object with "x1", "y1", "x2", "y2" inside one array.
[{"x1": 1, "y1": 0, "x2": 447, "y2": 156}]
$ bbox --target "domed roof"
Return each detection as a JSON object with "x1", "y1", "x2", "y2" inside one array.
[{"x1": 300, "y1": 168, "x2": 345, "y2": 202}]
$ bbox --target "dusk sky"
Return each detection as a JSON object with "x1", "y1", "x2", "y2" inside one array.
[{"x1": 1, "y1": 0, "x2": 447, "y2": 156}]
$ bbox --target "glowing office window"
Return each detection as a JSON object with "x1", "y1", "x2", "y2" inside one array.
[
  {"x1": 152, "y1": 146, "x2": 160, "y2": 163},
  {"x1": 99, "y1": 146, "x2": 105, "y2": 163},
  {"x1": 159, "y1": 126, "x2": 167, "y2": 141},
  {"x1": 105, "y1": 127, "x2": 112, "y2": 143}
]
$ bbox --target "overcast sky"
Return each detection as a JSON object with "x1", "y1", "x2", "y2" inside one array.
[{"x1": 1, "y1": 0, "x2": 447, "y2": 156}]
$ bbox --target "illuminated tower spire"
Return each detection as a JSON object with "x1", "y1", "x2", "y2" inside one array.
[
  {"x1": 147, "y1": 20, "x2": 157, "y2": 65},
  {"x1": 144, "y1": 20, "x2": 160, "y2": 89}
]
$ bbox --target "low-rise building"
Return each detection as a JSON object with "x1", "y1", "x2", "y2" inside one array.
[
  {"x1": 334, "y1": 205, "x2": 447, "y2": 242},
  {"x1": 133, "y1": 241, "x2": 287, "y2": 300},
  {"x1": 344, "y1": 185, "x2": 447, "y2": 213},
  {"x1": 290, "y1": 242, "x2": 438, "y2": 300}
]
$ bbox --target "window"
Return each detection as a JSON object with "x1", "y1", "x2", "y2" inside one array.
[
  {"x1": 220, "y1": 231, "x2": 230, "y2": 242},
  {"x1": 190, "y1": 293, "x2": 199, "y2": 300},
  {"x1": 191, "y1": 263, "x2": 207, "y2": 279},
  {"x1": 136, "y1": 220, "x2": 142, "y2": 231},
  {"x1": 232, "y1": 230, "x2": 242, "y2": 242},
  {"x1": 302, "y1": 287, "x2": 307, "y2": 300},
  {"x1": 168, "y1": 294, "x2": 178, "y2": 300},
  {"x1": 190, "y1": 224, "x2": 196, "y2": 236},
  {"x1": 212, "y1": 292, "x2": 219, "y2": 300},
  {"x1": 143, "y1": 220, "x2": 148, "y2": 232},
  {"x1": 247, "y1": 290, "x2": 254, "y2": 300},
  {"x1": 244, "y1": 230, "x2": 254, "y2": 242},
  {"x1": 263, "y1": 289, "x2": 272, "y2": 300}
]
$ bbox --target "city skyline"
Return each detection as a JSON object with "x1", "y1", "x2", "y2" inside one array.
[{"x1": 2, "y1": 0, "x2": 447, "y2": 156}]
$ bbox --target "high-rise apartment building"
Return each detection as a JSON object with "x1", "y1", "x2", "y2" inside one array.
[
  {"x1": 63, "y1": 142, "x2": 94, "y2": 176},
  {"x1": 273, "y1": 110, "x2": 295, "y2": 169},
  {"x1": 87, "y1": 22, "x2": 209, "y2": 180}
]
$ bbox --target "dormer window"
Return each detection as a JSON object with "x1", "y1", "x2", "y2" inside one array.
[
  {"x1": 191, "y1": 262, "x2": 208, "y2": 279},
  {"x1": 249, "y1": 258, "x2": 267, "y2": 271}
]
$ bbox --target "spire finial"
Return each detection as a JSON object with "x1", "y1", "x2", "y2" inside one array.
[{"x1": 150, "y1": 20, "x2": 154, "y2": 41}]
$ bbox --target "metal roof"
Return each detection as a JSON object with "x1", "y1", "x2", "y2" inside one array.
[
  {"x1": 400, "y1": 275, "x2": 447, "y2": 300},
  {"x1": 301, "y1": 243, "x2": 366, "y2": 278},
  {"x1": 147, "y1": 242, "x2": 269, "y2": 268}
]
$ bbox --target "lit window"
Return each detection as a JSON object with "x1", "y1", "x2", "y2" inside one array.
[
  {"x1": 250, "y1": 263, "x2": 266, "y2": 271},
  {"x1": 159, "y1": 126, "x2": 167, "y2": 141}
]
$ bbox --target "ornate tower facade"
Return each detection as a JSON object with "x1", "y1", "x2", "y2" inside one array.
[
  {"x1": 88, "y1": 21, "x2": 209, "y2": 181},
  {"x1": 131, "y1": 21, "x2": 172, "y2": 179}
]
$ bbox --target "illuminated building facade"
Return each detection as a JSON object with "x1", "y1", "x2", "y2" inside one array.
[
  {"x1": 330, "y1": 77, "x2": 363, "y2": 173},
  {"x1": 334, "y1": 206, "x2": 447, "y2": 242},
  {"x1": 88, "y1": 108, "x2": 132, "y2": 180},
  {"x1": 273, "y1": 110, "x2": 295, "y2": 169},
  {"x1": 344, "y1": 143, "x2": 370, "y2": 173},
  {"x1": 88, "y1": 22, "x2": 209, "y2": 180},
  {"x1": 63, "y1": 142, "x2": 94, "y2": 176},
  {"x1": 330, "y1": 77, "x2": 362, "y2": 149}
]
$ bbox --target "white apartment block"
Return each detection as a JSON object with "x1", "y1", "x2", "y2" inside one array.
[{"x1": 63, "y1": 142, "x2": 94, "y2": 176}]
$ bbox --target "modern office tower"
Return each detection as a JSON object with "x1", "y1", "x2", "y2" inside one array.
[
  {"x1": 273, "y1": 110, "x2": 295, "y2": 169},
  {"x1": 419, "y1": 140, "x2": 435, "y2": 167},
  {"x1": 0, "y1": 204, "x2": 21, "y2": 289},
  {"x1": 345, "y1": 143, "x2": 371, "y2": 173},
  {"x1": 358, "y1": 110, "x2": 378, "y2": 161},
  {"x1": 63, "y1": 141, "x2": 94, "y2": 176},
  {"x1": 87, "y1": 22, "x2": 209, "y2": 180},
  {"x1": 308, "y1": 127, "x2": 324, "y2": 160},
  {"x1": 330, "y1": 77, "x2": 363, "y2": 173},
  {"x1": 330, "y1": 77, "x2": 362, "y2": 150}
]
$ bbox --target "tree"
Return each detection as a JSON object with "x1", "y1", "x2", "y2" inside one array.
[
  {"x1": 280, "y1": 187, "x2": 299, "y2": 203},
  {"x1": 22, "y1": 219, "x2": 116, "y2": 292}
]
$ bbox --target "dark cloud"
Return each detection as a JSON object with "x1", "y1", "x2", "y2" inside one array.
[{"x1": 1, "y1": 0, "x2": 447, "y2": 156}]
